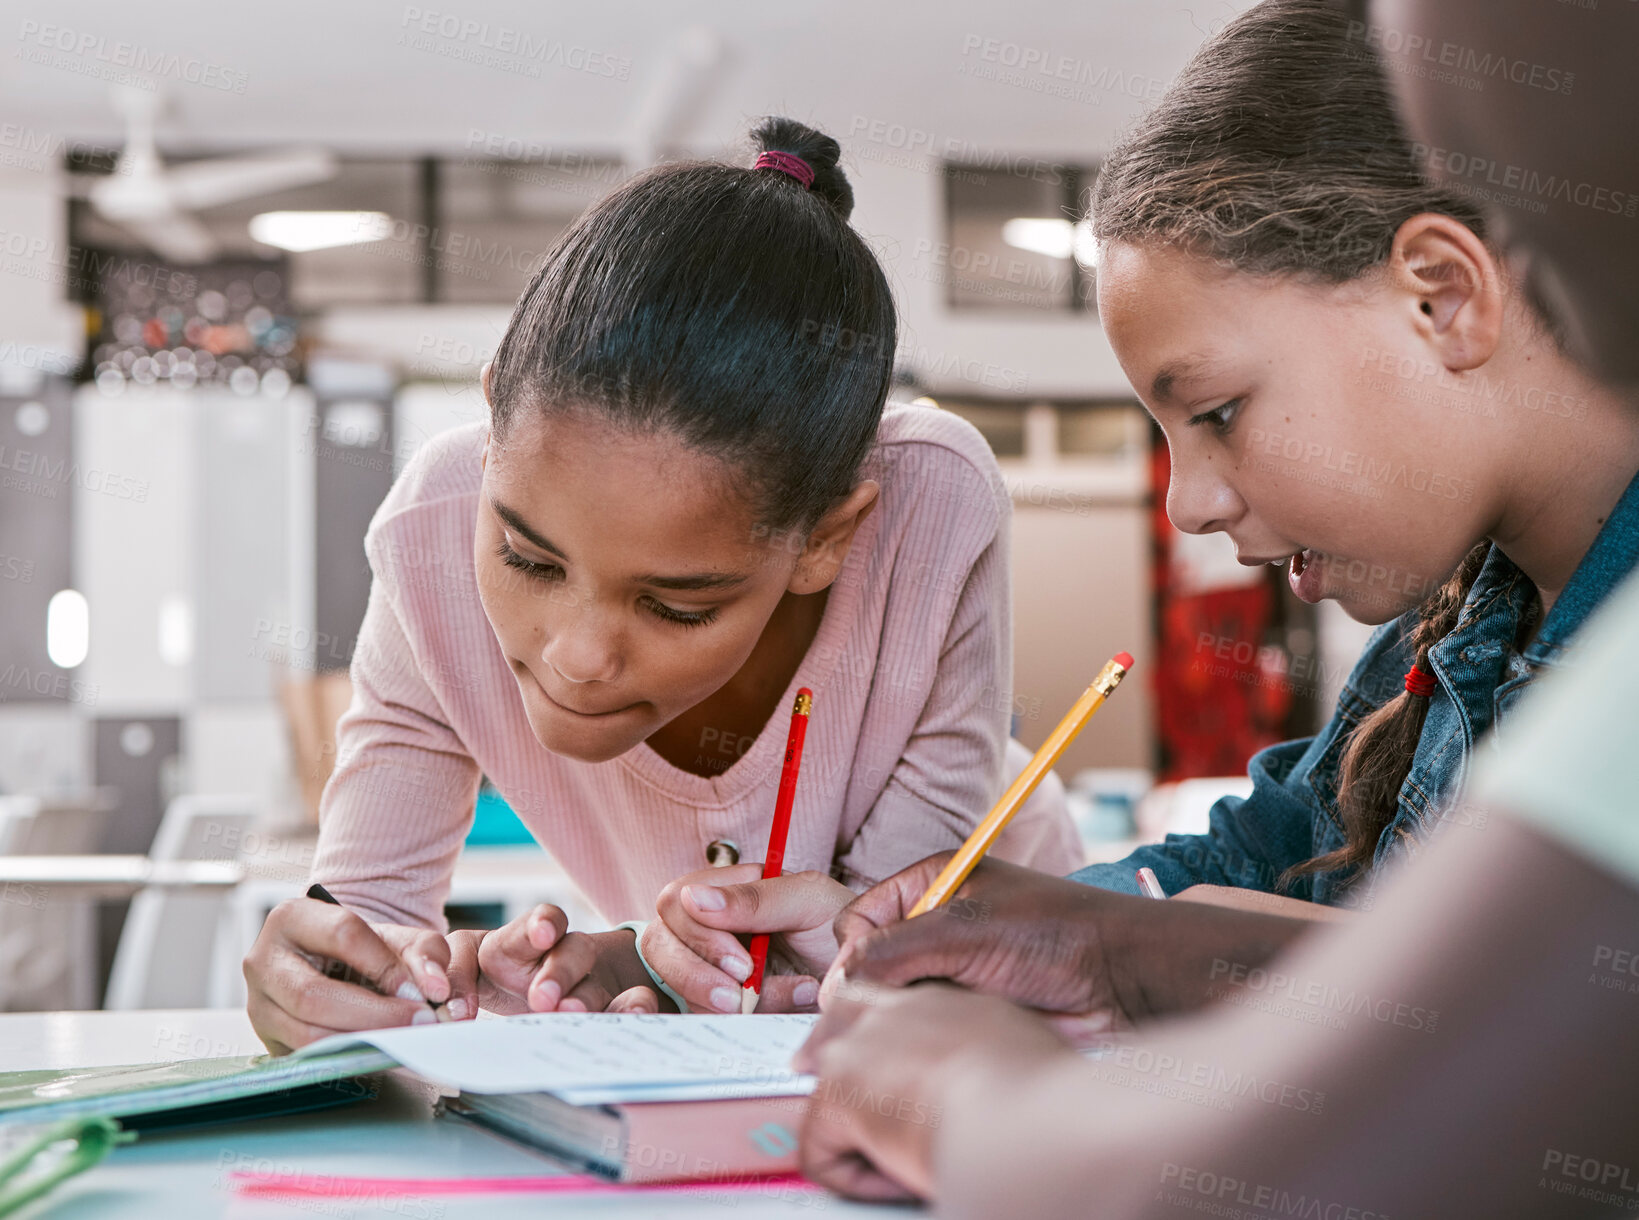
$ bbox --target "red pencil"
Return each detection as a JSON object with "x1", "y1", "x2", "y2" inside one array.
[{"x1": 741, "y1": 687, "x2": 813, "y2": 1013}]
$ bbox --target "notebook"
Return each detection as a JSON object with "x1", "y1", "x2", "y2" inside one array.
[
  {"x1": 0, "y1": 1014, "x2": 819, "y2": 1181},
  {"x1": 0, "y1": 1047, "x2": 393, "y2": 1130},
  {"x1": 438, "y1": 1090, "x2": 810, "y2": 1183},
  {"x1": 291, "y1": 1012, "x2": 818, "y2": 1103},
  {"x1": 289, "y1": 1012, "x2": 821, "y2": 1182}
]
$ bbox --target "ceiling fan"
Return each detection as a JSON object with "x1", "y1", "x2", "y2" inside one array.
[{"x1": 84, "y1": 86, "x2": 337, "y2": 265}]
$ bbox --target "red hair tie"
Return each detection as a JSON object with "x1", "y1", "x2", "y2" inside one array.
[
  {"x1": 1403, "y1": 665, "x2": 1437, "y2": 698},
  {"x1": 753, "y1": 150, "x2": 815, "y2": 189}
]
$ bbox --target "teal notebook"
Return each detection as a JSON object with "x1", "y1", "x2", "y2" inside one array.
[{"x1": 0, "y1": 1047, "x2": 395, "y2": 1131}]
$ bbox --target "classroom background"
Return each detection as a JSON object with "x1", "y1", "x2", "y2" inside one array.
[{"x1": 0, "y1": 0, "x2": 1377, "y2": 1013}]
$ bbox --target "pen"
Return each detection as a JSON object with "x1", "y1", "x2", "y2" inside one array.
[
  {"x1": 1136, "y1": 867, "x2": 1167, "y2": 900},
  {"x1": 742, "y1": 688, "x2": 813, "y2": 1014},
  {"x1": 909, "y1": 651, "x2": 1135, "y2": 918},
  {"x1": 306, "y1": 882, "x2": 447, "y2": 1020}
]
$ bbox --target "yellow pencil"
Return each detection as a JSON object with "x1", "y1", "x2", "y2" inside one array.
[{"x1": 908, "y1": 650, "x2": 1135, "y2": 918}]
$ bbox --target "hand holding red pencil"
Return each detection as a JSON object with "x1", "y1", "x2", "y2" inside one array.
[
  {"x1": 641, "y1": 687, "x2": 841, "y2": 1013},
  {"x1": 649, "y1": 862, "x2": 847, "y2": 1012},
  {"x1": 742, "y1": 687, "x2": 813, "y2": 1012}
]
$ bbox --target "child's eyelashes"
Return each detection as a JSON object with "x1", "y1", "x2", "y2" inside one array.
[
  {"x1": 496, "y1": 540, "x2": 719, "y2": 628},
  {"x1": 1186, "y1": 397, "x2": 1244, "y2": 434},
  {"x1": 642, "y1": 599, "x2": 719, "y2": 629},
  {"x1": 497, "y1": 540, "x2": 565, "y2": 582}
]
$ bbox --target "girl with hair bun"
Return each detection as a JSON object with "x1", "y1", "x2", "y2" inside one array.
[{"x1": 243, "y1": 117, "x2": 1080, "y2": 1052}]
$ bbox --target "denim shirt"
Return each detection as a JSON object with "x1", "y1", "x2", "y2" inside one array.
[{"x1": 1071, "y1": 470, "x2": 1639, "y2": 907}]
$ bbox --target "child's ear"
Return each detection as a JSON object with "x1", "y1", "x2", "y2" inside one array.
[
  {"x1": 480, "y1": 360, "x2": 495, "y2": 404},
  {"x1": 1389, "y1": 213, "x2": 1506, "y2": 373},
  {"x1": 787, "y1": 482, "x2": 881, "y2": 595}
]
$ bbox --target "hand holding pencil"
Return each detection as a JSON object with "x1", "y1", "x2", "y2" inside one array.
[
  {"x1": 742, "y1": 687, "x2": 814, "y2": 1012},
  {"x1": 644, "y1": 686, "x2": 843, "y2": 1014},
  {"x1": 820, "y1": 650, "x2": 1138, "y2": 1013},
  {"x1": 908, "y1": 651, "x2": 1134, "y2": 917},
  {"x1": 662, "y1": 651, "x2": 1135, "y2": 1014}
]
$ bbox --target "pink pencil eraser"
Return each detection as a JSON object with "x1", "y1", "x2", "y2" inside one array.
[{"x1": 1114, "y1": 651, "x2": 1135, "y2": 669}]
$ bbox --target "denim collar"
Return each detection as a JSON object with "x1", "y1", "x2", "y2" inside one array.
[
  {"x1": 1452, "y1": 468, "x2": 1639, "y2": 665},
  {"x1": 1529, "y1": 468, "x2": 1639, "y2": 661}
]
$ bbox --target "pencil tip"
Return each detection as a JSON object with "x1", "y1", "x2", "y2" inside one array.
[{"x1": 740, "y1": 987, "x2": 759, "y2": 1015}]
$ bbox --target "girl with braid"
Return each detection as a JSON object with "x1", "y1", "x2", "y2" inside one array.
[{"x1": 1063, "y1": 0, "x2": 1639, "y2": 905}]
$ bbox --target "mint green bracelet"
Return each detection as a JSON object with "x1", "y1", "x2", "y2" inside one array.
[{"x1": 612, "y1": 920, "x2": 691, "y2": 1013}]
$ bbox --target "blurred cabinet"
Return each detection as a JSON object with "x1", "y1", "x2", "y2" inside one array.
[
  {"x1": 0, "y1": 373, "x2": 75, "y2": 706},
  {"x1": 971, "y1": 400, "x2": 1155, "y2": 774},
  {"x1": 308, "y1": 360, "x2": 397, "y2": 674},
  {"x1": 74, "y1": 384, "x2": 306, "y2": 710},
  {"x1": 198, "y1": 394, "x2": 296, "y2": 698},
  {"x1": 1010, "y1": 500, "x2": 1152, "y2": 773}
]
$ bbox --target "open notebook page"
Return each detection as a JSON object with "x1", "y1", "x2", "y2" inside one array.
[{"x1": 292, "y1": 1012, "x2": 819, "y2": 1104}]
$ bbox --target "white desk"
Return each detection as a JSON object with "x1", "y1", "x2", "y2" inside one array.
[
  {"x1": 0, "y1": 1009, "x2": 878, "y2": 1218},
  {"x1": 0, "y1": 857, "x2": 242, "y2": 900}
]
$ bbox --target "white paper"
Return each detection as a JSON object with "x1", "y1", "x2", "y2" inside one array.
[{"x1": 294, "y1": 1012, "x2": 819, "y2": 1101}]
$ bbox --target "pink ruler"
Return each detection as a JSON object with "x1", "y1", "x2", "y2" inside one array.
[{"x1": 230, "y1": 1170, "x2": 816, "y2": 1198}]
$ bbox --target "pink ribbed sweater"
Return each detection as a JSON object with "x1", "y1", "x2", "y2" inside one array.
[{"x1": 311, "y1": 404, "x2": 1080, "y2": 930}]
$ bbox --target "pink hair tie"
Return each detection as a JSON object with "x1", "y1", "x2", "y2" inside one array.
[
  {"x1": 1403, "y1": 665, "x2": 1437, "y2": 698},
  {"x1": 753, "y1": 150, "x2": 815, "y2": 189}
]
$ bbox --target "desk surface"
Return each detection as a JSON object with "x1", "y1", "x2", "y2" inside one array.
[
  {"x1": 0, "y1": 857, "x2": 242, "y2": 898},
  {"x1": 0, "y1": 1009, "x2": 875, "y2": 1218}
]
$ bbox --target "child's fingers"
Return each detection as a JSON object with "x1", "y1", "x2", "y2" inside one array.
[
  {"x1": 246, "y1": 984, "x2": 350, "y2": 1056},
  {"x1": 606, "y1": 985, "x2": 661, "y2": 1015},
  {"x1": 477, "y1": 904, "x2": 570, "y2": 998},
  {"x1": 792, "y1": 981, "x2": 891, "y2": 1073},
  {"x1": 831, "y1": 854, "x2": 954, "y2": 960},
  {"x1": 681, "y1": 871, "x2": 850, "y2": 936},
  {"x1": 378, "y1": 924, "x2": 453, "y2": 1005},
  {"x1": 558, "y1": 972, "x2": 620, "y2": 1013},
  {"x1": 524, "y1": 904, "x2": 571, "y2": 952},
  {"x1": 244, "y1": 899, "x2": 433, "y2": 1053},
  {"x1": 681, "y1": 871, "x2": 854, "y2": 977},
  {"x1": 527, "y1": 930, "x2": 598, "y2": 1011},
  {"x1": 638, "y1": 920, "x2": 747, "y2": 1014},
  {"x1": 1044, "y1": 1010, "x2": 1122, "y2": 1048},
  {"x1": 442, "y1": 930, "x2": 482, "y2": 1021},
  {"x1": 273, "y1": 898, "x2": 432, "y2": 1008},
  {"x1": 747, "y1": 974, "x2": 821, "y2": 1014},
  {"x1": 652, "y1": 897, "x2": 754, "y2": 986},
  {"x1": 488, "y1": 904, "x2": 570, "y2": 965},
  {"x1": 259, "y1": 944, "x2": 435, "y2": 1036},
  {"x1": 799, "y1": 1026, "x2": 924, "y2": 1203}
]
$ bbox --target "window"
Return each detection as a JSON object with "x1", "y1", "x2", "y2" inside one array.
[
  {"x1": 66, "y1": 151, "x2": 622, "y2": 309},
  {"x1": 941, "y1": 160, "x2": 1097, "y2": 312}
]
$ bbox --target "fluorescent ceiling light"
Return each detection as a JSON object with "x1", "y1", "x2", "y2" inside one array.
[
  {"x1": 158, "y1": 594, "x2": 193, "y2": 667},
  {"x1": 1002, "y1": 217, "x2": 1098, "y2": 267},
  {"x1": 46, "y1": 589, "x2": 89, "y2": 669},
  {"x1": 249, "y1": 211, "x2": 394, "y2": 252}
]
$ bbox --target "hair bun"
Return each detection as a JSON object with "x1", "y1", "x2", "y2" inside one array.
[{"x1": 749, "y1": 116, "x2": 854, "y2": 219}]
